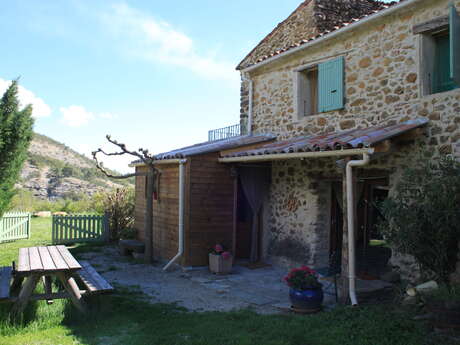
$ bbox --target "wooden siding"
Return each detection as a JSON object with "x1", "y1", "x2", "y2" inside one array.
[
  {"x1": 187, "y1": 152, "x2": 235, "y2": 266},
  {"x1": 134, "y1": 154, "x2": 235, "y2": 267},
  {"x1": 134, "y1": 164, "x2": 181, "y2": 262}
]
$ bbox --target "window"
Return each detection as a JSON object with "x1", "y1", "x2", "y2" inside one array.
[
  {"x1": 295, "y1": 56, "x2": 344, "y2": 118},
  {"x1": 297, "y1": 66, "x2": 318, "y2": 116},
  {"x1": 418, "y1": 4, "x2": 460, "y2": 95}
]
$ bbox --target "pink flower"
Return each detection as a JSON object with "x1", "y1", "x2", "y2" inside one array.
[
  {"x1": 214, "y1": 244, "x2": 223, "y2": 253},
  {"x1": 222, "y1": 251, "x2": 232, "y2": 260}
]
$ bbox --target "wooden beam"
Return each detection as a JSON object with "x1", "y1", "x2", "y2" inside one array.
[
  {"x1": 57, "y1": 273, "x2": 86, "y2": 313},
  {"x1": 373, "y1": 140, "x2": 392, "y2": 153},
  {"x1": 11, "y1": 274, "x2": 41, "y2": 315},
  {"x1": 395, "y1": 128, "x2": 424, "y2": 141},
  {"x1": 413, "y1": 15, "x2": 448, "y2": 35}
]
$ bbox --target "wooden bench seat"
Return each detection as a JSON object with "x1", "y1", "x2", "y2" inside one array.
[
  {"x1": 75, "y1": 261, "x2": 113, "y2": 294},
  {"x1": 0, "y1": 266, "x2": 12, "y2": 301},
  {"x1": 119, "y1": 239, "x2": 145, "y2": 256}
]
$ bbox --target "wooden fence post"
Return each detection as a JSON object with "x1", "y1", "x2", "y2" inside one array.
[
  {"x1": 27, "y1": 213, "x2": 31, "y2": 239},
  {"x1": 103, "y1": 212, "x2": 110, "y2": 242}
]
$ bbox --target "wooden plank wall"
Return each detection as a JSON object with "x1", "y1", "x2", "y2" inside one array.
[
  {"x1": 134, "y1": 164, "x2": 180, "y2": 262},
  {"x1": 187, "y1": 152, "x2": 234, "y2": 266}
]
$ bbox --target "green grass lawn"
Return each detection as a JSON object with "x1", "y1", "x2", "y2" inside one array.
[{"x1": 0, "y1": 218, "x2": 458, "y2": 345}]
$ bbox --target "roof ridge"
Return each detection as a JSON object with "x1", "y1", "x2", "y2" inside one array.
[
  {"x1": 238, "y1": 0, "x2": 402, "y2": 70},
  {"x1": 236, "y1": 0, "x2": 314, "y2": 70}
]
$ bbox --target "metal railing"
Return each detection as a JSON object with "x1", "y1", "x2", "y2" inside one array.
[{"x1": 208, "y1": 124, "x2": 241, "y2": 142}]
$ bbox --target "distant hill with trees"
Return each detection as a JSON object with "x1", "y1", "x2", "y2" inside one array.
[{"x1": 16, "y1": 132, "x2": 133, "y2": 200}]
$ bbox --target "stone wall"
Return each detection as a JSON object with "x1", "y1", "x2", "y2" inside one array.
[
  {"x1": 241, "y1": 0, "x2": 460, "y2": 274},
  {"x1": 267, "y1": 159, "x2": 337, "y2": 268},
  {"x1": 238, "y1": 0, "x2": 387, "y2": 130}
]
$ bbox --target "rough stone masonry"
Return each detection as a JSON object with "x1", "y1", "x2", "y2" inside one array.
[{"x1": 237, "y1": 0, "x2": 460, "y2": 280}]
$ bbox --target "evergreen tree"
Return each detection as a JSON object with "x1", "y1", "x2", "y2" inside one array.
[{"x1": 0, "y1": 80, "x2": 34, "y2": 216}]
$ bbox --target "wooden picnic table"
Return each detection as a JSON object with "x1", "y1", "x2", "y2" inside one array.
[{"x1": 8, "y1": 245, "x2": 112, "y2": 315}]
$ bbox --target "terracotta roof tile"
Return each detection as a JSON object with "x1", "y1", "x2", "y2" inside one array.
[
  {"x1": 241, "y1": 0, "x2": 403, "y2": 70},
  {"x1": 221, "y1": 118, "x2": 428, "y2": 158}
]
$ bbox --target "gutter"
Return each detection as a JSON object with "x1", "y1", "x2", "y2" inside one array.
[
  {"x1": 163, "y1": 159, "x2": 187, "y2": 271},
  {"x1": 241, "y1": 0, "x2": 422, "y2": 73},
  {"x1": 218, "y1": 148, "x2": 374, "y2": 163},
  {"x1": 129, "y1": 158, "x2": 186, "y2": 168},
  {"x1": 345, "y1": 153, "x2": 371, "y2": 306}
]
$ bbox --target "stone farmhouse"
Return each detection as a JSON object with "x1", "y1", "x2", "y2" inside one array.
[{"x1": 132, "y1": 0, "x2": 460, "y2": 303}]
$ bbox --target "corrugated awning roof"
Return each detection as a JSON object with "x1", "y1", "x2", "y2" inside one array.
[
  {"x1": 221, "y1": 119, "x2": 428, "y2": 159},
  {"x1": 130, "y1": 135, "x2": 275, "y2": 165}
]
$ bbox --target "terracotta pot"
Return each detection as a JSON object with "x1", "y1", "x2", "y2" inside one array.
[{"x1": 209, "y1": 253, "x2": 233, "y2": 274}]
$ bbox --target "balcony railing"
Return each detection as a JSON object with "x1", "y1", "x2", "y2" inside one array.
[{"x1": 208, "y1": 123, "x2": 241, "y2": 142}]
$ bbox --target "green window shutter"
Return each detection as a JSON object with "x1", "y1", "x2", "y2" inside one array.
[
  {"x1": 433, "y1": 34, "x2": 457, "y2": 93},
  {"x1": 318, "y1": 56, "x2": 344, "y2": 113},
  {"x1": 450, "y1": 4, "x2": 460, "y2": 85}
]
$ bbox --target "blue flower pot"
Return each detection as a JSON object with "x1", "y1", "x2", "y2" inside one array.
[{"x1": 289, "y1": 287, "x2": 324, "y2": 312}]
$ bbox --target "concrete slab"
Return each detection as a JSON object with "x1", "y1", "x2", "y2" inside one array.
[{"x1": 79, "y1": 246, "x2": 339, "y2": 314}]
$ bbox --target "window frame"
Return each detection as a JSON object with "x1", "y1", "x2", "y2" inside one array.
[
  {"x1": 293, "y1": 55, "x2": 345, "y2": 120},
  {"x1": 416, "y1": 9, "x2": 460, "y2": 97}
]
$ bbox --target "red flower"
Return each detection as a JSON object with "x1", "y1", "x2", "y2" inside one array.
[
  {"x1": 222, "y1": 251, "x2": 231, "y2": 260},
  {"x1": 214, "y1": 244, "x2": 223, "y2": 253}
]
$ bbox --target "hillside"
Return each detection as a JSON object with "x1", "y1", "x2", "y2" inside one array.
[{"x1": 17, "y1": 133, "x2": 133, "y2": 199}]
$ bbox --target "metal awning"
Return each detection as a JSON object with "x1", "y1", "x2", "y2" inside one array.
[{"x1": 219, "y1": 119, "x2": 428, "y2": 163}]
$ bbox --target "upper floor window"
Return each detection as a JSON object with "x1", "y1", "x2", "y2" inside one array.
[
  {"x1": 417, "y1": 4, "x2": 460, "y2": 96},
  {"x1": 295, "y1": 56, "x2": 344, "y2": 118}
]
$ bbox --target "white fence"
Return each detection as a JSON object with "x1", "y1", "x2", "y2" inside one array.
[{"x1": 0, "y1": 212, "x2": 31, "y2": 243}]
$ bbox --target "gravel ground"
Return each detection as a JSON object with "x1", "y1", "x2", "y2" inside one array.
[{"x1": 77, "y1": 245, "x2": 337, "y2": 314}]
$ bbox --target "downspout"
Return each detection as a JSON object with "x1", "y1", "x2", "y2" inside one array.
[
  {"x1": 241, "y1": 74, "x2": 253, "y2": 135},
  {"x1": 163, "y1": 159, "x2": 187, "y2": 271},
  {"x1": 345, "y1": 153, "x2": 371, "y2": 306}
]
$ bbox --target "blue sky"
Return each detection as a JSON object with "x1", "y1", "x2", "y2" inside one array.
[{"x1": 0, "y1": 0, "x2": 390, "y2": 172}]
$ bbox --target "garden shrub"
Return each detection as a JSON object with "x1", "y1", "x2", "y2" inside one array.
[
  {"x1": 97, "y1": 188, "x2": 135, "y2": 241},
  {"x1": 379, "y1": 154, "x2": 460, "y2": 283}
]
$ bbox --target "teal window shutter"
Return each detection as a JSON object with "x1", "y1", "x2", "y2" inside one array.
[
  {"x1": 318, "y1": 56, "x2": 344, "y2": 113},
  {"x1": 450, "y1": 4, "x2": 460, "y2": 86},
  {"x1": 433, "y1": 34, "x2": 457, "y2": 93}
]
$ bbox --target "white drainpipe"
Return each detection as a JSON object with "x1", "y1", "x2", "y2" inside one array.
[
  {"x1": 163, "y1": 159, "x2": 187, "y2": 271},
  {"x1": 241, "y1": 74, "x2": 253, "y2": 135},
  {"x1": 346, "y1": 153, "x2": 371, "y2": 306}
]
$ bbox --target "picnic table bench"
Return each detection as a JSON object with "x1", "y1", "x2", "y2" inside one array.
[{"x1": 0, "y1": 245, "x2": 113, "y2": 315}]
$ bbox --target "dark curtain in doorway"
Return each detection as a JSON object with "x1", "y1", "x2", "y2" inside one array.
[{"x1": 239, "y1": 166, "x2": 271, "y2": 262}]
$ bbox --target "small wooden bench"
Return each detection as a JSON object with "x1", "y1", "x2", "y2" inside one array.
[
  {"x1": 119, "y1": 240, "x2": 145, "y2": 256},
  {"x1": 75, "y1": 261, "x2": 114, "y2": 294},
  {"x1": 0, "y1": 266, "x2": 12, "y2": 302}
]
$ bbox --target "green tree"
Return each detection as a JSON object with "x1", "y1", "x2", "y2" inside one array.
[
  {"x1": 0, "y1": 80, "x2": 34, "y2": 216},
  {"x1": 379, "y1": 155, "x2": 460, "y2": 283}
]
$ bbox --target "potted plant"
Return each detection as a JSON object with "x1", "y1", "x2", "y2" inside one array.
[
  {"x1": 284, "y1": 266, "x2": 323, "y2": 313},
  {"x1": 209, "y1": 244, "x2": 233, "y2": 274}
]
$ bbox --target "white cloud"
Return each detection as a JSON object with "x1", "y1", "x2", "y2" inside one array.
[
  {"x1": 99, "y1": 112, "x2": 116, "y2": 119},
  {"x1": 60, "y1": 106, "x2": 117, "y2": 127},
  {"x1": 0, "y1": 78, "x2": 52, "y2": 118},
  {"x1": 60, "y1": 105, "x2": 94, "y2": 127},
  {"x1": 101, "y1": 3, "x2": 239, "y2": 83}
]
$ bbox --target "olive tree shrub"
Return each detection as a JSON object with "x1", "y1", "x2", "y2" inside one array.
[
  {"x1": 379, "y1": 155, "x2": 460, "y2": 283},
  {"x1": 93, "y1": 188, "x2": 135, "y2": 241}
]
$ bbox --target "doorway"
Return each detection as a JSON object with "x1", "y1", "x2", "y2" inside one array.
[
  {"x1": 235, "y1": 180, "x2": 253, "y2": 259},
  {"x1": 330, "y1": 177, "x2": 390, "y2": 278},
  {"x1": 233, "y1": 164, "x2": 271, "y2": 262}
]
